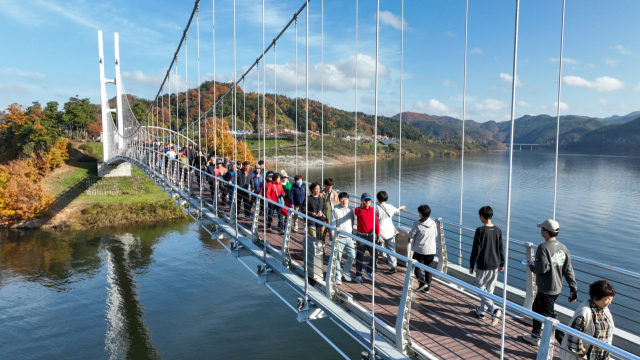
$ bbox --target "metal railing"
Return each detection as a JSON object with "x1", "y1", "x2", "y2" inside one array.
[{"x1": 105, "y1": 141, "x2": 640, "y2": 360}]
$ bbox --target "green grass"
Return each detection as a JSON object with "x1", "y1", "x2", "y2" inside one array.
[
  {"x1": 75, "y1": 199, "x2": 186, "y2": 229},
  {"x1": 78, "y1": 142, "x2": 104, "y2": 161},
  {"x1": 246, "y1": 138, "x2": 297, "y2": 149}
]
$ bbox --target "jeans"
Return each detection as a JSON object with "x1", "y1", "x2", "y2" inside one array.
[
  {"x1": 531, "y1": 292, "x2": 559, "y2": 337},
  {"x1": 355, "y1": 232, "x2": 377, "y2": 277},
  {"x1": 474, "y1": 268, "x2": 499, "y2": 314},
  {"x1": 237, "y1": 187, "x2": 252, "y2": 216},
  {"x1": 266, "y1": 203, "x2": 283, "y2": 229},
  {"x1": 413, "y1": 253, "x2": 435, "y2": 286},
  {"x1": 380, "y1": 235, "x2": 398, "y2": 269},
  {"x1": 335, "y1": 236, "x2": 356, "y2": 276}
]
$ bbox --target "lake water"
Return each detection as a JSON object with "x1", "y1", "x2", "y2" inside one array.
[{"x1": 2, "y1": 150, "x2": 639, "y2": 358}]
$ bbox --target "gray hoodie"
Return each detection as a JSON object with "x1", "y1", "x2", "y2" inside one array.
[
  {"x1": 408, "y1": 218, "x2": 438, "y2": 255},
  {"x1": 529, "y1": 239, "x2": 578, "y2": 295}
]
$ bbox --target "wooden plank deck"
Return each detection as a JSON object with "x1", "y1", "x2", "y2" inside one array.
[{"x1": 189, "y1": 179, "x2": 558, "y2": 360}]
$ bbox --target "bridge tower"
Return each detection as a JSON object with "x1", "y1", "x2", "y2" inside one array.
[{"x1": 97, "y1": 31, "x2": 125, "y2": 160}]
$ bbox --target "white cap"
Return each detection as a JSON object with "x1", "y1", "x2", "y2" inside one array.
[{"x1": 537, "y1": 219, "x2": 559, "y2": 232}]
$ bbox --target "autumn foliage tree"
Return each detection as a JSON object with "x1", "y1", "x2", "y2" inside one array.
[
  {"x1": 0, "y1": 159, "x2": 53, "y2": 225},
  {"x1": 201, "y1": 117, "x2": 253, "y2": 163}
]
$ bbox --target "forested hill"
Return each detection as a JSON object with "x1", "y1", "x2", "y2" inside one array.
[
  {"x1": 565, "y1": 116, "x2": 640, "y2": 155},
  {"x1": 123, "y1": 80, "x2": 424, "y2": 141},
  {"x1": 393, "y1": 112, "x2": 606, "y2": 148}
]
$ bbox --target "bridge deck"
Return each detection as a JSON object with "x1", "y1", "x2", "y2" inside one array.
[{"x1": 194, "y1": 184, "x2": 558, "y2": 360}]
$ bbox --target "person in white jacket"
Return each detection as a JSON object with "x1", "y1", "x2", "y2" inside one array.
[
  {"x1": 375, "y1": 191, "x2": 406, "y2": 274},
  {"x1": 559, "y1": 280, "x2": 616, "y2": 360},
  {"x1": 330, "y1": 192, "x2": 356, "y2": 284},
  {"x1": 407, "y1": 205, "x2": 438, "y2": 293}
]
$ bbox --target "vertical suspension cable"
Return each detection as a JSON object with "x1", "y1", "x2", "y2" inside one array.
[
  {"x1": 295, "y1": 17, "x2": 298, "y2": 175},
  {"x1": 198, "y1": 4, "x2": 202, "y2": 210},
  {"x1": 176, "y1": 56, "x2": 179, "y2": 155},
  {"x1": 243, "y1": 77, "x2": 246, "y2": 162},
  {"x1": 321, "y1": 0, "x2": 324, "y2": 180},
  {"x1": 304, "y1": 0, "x2": 309, "y2": 304},
  {"x1": 398, "y1": 0, "x2": 403, "y2": 226},
  {"x1": 500, "y1": 1, "x2": 521, "y2": 359},
  {"x1": 234, "y1": 0, "x2": 238, "y2": 239},
  {"x1": 257, "y1": 61, "x2": 261, "y2": 162},
  {"x1": 459, "y1": 0, "x2": 469, "y2": 266},
  {"x1": 553, "y1": 0, "x2": 566, "y2": 221},
  {"x1": 262, "y1": 0, "x2": 267, "y2": 264},
  {"x1": 186, "y1": 31, "x2": 189, "y2": 151},
  {"x1": 354, "y1": 0, "x2": 358, "y2": 196},
  {"x1": 213, "y1": 0, "x2": 218, "y2": 227},
  {"x1": 370, "y1": 2, "x2": 380, "y2": 357},
  {"x1": 275, "y1": 40, "x2": 278, "y2": 172}
]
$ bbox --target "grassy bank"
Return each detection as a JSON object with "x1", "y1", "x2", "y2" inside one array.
[{"x1": 21, "y1": 142, "x2": 187, "y2": 230}]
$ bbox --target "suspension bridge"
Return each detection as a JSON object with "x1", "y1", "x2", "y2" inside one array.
[{"x1": 96, "y1": 1, "x2": 640, "y2": 359}]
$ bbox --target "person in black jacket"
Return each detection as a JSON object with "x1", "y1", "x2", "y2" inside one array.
[
  {"x1": 300, "y1": 182, "x2": 327, "y2": 240},
  {"x1": 236, "y1": 161, "x2": 254, "y2": 218},
  {"x1": 469, "y1": 206, "x2": 505, "y2": 326}
]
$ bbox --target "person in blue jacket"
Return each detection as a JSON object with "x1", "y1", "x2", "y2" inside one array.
[
  {"x1": 289, "y1": 174, "x2": 306, "y2": 233},
  {"x1": 251, "y1": 164, "x2": 265, "y2": 217}
]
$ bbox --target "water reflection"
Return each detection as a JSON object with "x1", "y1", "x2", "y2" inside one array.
[{"x1": 103, "y1": 233, "x2": 159, "y2": 359}]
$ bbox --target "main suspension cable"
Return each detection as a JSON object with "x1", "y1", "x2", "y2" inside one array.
[{"x1": 459, "y1": 0, "x2": 469, "y2": 266}]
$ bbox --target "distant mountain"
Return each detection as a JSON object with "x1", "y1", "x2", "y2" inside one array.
[
  {"x1": 601, "y1": 111, "x2": 640, "y2": 125},
  {"x1": 566, "y1": 116, "x2": 640, "y2": 155},
  {"x1": 393, "y1": 112, "x2": 605, "y2": 148}
]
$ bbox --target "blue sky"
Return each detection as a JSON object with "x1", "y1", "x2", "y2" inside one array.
[{"x1": 1, "y1": 0, "x2": 638, "y2": 122}]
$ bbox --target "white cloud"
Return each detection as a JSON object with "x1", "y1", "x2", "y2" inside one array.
[
  {"x1": 261, "y1": 54, "x2": 388, "y2": 92},
  {"x1": 499, "y1": 72, "x2": 524, "y2": 86},
  {"x1": 588, "y1": 63, "x2": 597, "y2": 69},
  {"x1": 604, "y1": 59, "x2": 618, "y2": 67},
  {"x1": 122, "y1": 69, "x2": 186, "y2": 93},
  {"x1": 599, "y1": 99, "x2": 608, "y2": 106},
  {"x1": 471, "y1": 48, "x2": 483, "y2": 54},
  {"x1": 612, "y1": 45, "x2": 632, "y2": 55},
  {"x1": 0, "y1": 83, "x2": 29, "y2": 93},
  {"x1": 517, "y1": 101, "x2": 531, "y2": 108},
  {"x1": 414, "y1": 99, "x2": 449, "y2": 113},
  {"x1": 552, "y1": 101, "x2": 569, "y2": 112},
  {"x1": 379, "y1": 10, "x2": 409, "y2": 30},
  {"x1": 442, "y1": 79, "x2": 456, "y2": 88},
  {"x1": 634, "y1": 83, "x2": 640, "y2": 91},
  {"x1": 562, "y1": 75, "x2": 625, "y2": 91},
  {"x1": 549, "y1": 57, "x2": 578, "y2": 64},
  {"x1": 444, "y1": 31, "x2": 455, "y2": 37},
  {"x1": 476, "y1": 99, "x2": 507, "y2": 111},
  {"x1": 0, "y1": 67, "x2": 45, "y2": 81}
]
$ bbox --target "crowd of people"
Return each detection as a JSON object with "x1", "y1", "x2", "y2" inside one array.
[{"x1": 141, "y1": 142, "x2": 618, "y2": 359}]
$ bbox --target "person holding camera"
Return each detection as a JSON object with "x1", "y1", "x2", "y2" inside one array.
[{"x1": 522, "y1": 219, "x2": 578, "y2": 346}]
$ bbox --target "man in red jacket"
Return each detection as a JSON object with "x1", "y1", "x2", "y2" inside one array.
[{"x1": 354, "y1": 192, "x2": 380, "y2": 283}]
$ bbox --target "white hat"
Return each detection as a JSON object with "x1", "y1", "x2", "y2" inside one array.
[
  {"x1": 280, "y1": 170, "x2": 288, "y2": 178},
  {"x1": 537, "y1": 219, "x2": 559, "y2": 232}
]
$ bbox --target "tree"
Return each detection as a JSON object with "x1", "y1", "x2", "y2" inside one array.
[
  {"x1": 63, "y1": 96, "x2": 96, "y2": 140},
  {"x1": 132, "y1": 101, "x2": 148, "y2": 122},
  {"x1": 44, "y1": 101, "x2": 65, "y2": 131},
  {"x1": 0, "y1": 158, "x2": 53, "y2": 225},
  {"x1": 1, "y1": 103, "x2": 60, "y2": 158},
  {"x1": 202, "y1": 118, "x2": 253, "y2": 162}
]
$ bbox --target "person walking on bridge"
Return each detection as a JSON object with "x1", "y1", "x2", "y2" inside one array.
[
  {"x1": 354, "y1": 193, "x2": 380, "y2": 284},
  {"x1": 321, "y1": 178, "x2": 339, "y2": 246},
  {"x1": 408, "y1": 205, "x2": 437, "y2": 293},
  {"x1": 375, "y1": 190, "x2": 406, "y2": 275},
  {"x1": 330, "y1": 192, "x2": 356, "y2": 284},
  {"x1": 522, "y1": 219, "x2": 578, "y2": 346},
  {"x1": 261, "y1": 171, "x2": 285, "y2": 235},
  {"x1": 289, "y1": 175, "x2": 306, "y2": 233},
  {"x1": 469, "y1": 206, "x2": 504, "y2": 326},
  {"x1": 236, "y1": 161, "x2": 254, "y2": 218},
  {"x1": 251, "y1": 164, "x2": 264, "y2": 217},
  {"x1": 223, "y1": 163, "x2": 237, "y2": 210},
  {"x1": 301, "y1": 182, "x2": 327, "y2": 241},
  {"x1": 214, "y1": 159, "x2": 228, "y2": 205}
]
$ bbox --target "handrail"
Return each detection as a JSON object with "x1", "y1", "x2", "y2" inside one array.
[{"x1": 117, "y1": 146, "x2": 640, "y2": 360}]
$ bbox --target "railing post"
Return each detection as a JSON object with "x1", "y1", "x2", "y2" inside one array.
[
  {"x1": 282, "y1": 211, "x2": 293, "y2": 268},
  {"x1": 325, "y1": 231, "x2": 340, "y2": 302},
  {"x1": 524, "y1": 242, "x2": 537, "y2": 310},
  {"x1": 536, "y1": 318, "x2": 559, "y2": 360},
  {"x1": 251, "y1": 198, "x2": 261, "y2": 243},
  {"x1": 395, "y1": 259, "x2": 416, "y2": 356},
  {"x1": 436, "y1": 218, "x2": 448, "y2": 274},
  {"x1": 230, "y1": 185, "x2": 237, "y2": 223}
]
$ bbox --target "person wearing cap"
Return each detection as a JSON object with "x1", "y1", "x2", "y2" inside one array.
[
  {"x1": 236, "y1": 161, "x2": 254, "y2": 218},
  {"x1": 251, "y1": 164, "x2": 265, "y2": 216},
  {"x1": 321, "y1": 178, "x2": 340, "y2": 245},
  {"x1": 289, "y1": 174, "x2": 306, "y2": 233},
  {"x1": 522, "y1": 219, "x2": 578, "y2": 346},
  {"x1": 353, "y1": 192, "x2": 380, "y2": 283},
  {"x1": 280, "y1": 170, "x2": 292, "y2": 216},
  {"x1": 469, "y1": 206, "x2": 504, "y2": 325},
  {"x1": 300, "y1": 182, "x2": 326, "y2": 240}
]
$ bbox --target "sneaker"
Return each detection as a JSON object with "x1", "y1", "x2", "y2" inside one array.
[
  {"x1": 474, "y1": 308, "x2": 486, "y2": 319},
  {"x1": 388, "y1": 267, "x2": 398, "y2": 275},
  {"x1": 416, "y1": 283, "x2": 429, "y2": 292},
  {"x1": 279, "y1": 229, "x2": 285, "y2": 235},
  {"x1": 335, "y1": 275, "x2": 342, "y2": 285},
  {"x1": 422, "y1": 285, "x2": 430, "y2": 293},
  {"x1": 292, "y1": 228, "x2": 298, "y2": 233},
  {"x1": 355, "y1": 276, "x2": 363, "y2": 284},
  {"x1": 521, "y1": 333, "x2": 540, "y2": 346},
  {"x1": 342, "y1": 273, "x2": 352, "y2": 282},
  {"x1": 266, "y1": 228, "x2": 272, "y2": 233},
  {"x1": 365, "y1": 271, "x2": 373, "y2": 280},
  {"x1": 492, "y1": 309, "x2": 502, "y2": 326}
]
